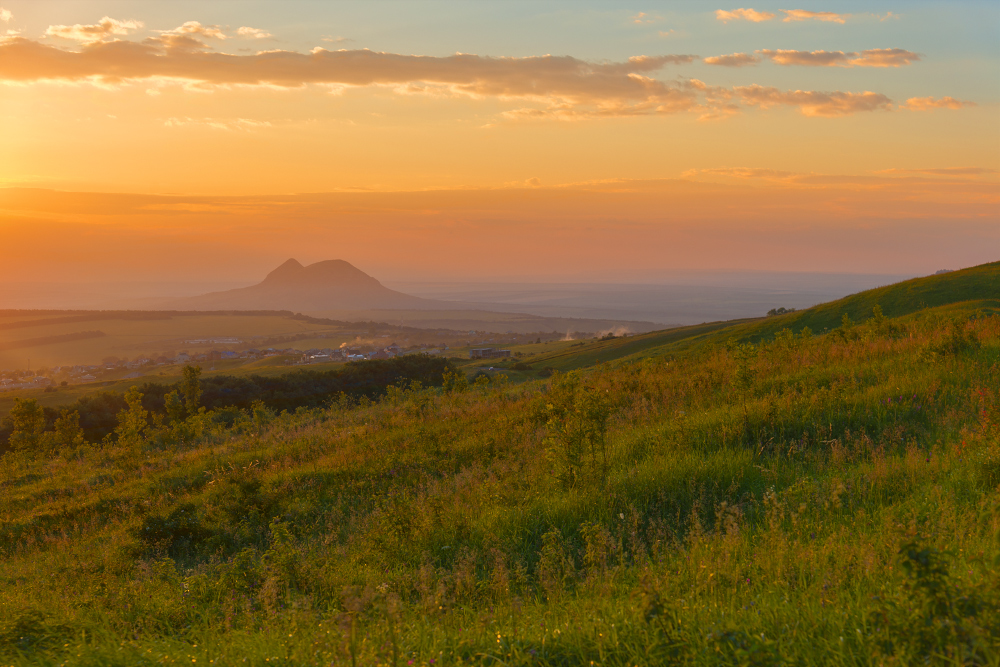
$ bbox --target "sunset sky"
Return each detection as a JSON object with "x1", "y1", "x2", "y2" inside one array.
[{"x1": 0, "y1": 1, "x2": 997, "y2": 284}]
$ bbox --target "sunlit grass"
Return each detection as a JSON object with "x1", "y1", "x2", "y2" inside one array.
[{"x1": 1, "y1": 309, "x2": 998, "y2": 665}]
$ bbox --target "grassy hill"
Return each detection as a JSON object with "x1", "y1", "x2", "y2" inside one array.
[
  {"x1": 497, "y1": 261, "x2": 1000, "y2": 375},
  {"x1": 742, "y1": 260, "x2": 1000, "y2": 342},
  {"x1": 1, "y1": 270, "x2": 999, "y2": 665}
]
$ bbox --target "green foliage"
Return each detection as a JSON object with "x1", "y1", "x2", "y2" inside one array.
[
  {"x1": 164, "y1": 389, "x2": 185, "y2": 423},
  {"x1": 923, "y1": 317, "x2": 982, "y2": 358},
  {"x1": 181, "y1": 364, "x2": 203, "y2": 416},
  {"x1": 42, "y1": 408, "x2": 85, "y2": 452},
  {"x1": 871, "y1": 538, "x2": 998, "y2": 662},
  {"x1": 8, "y1": 397, "x2": 44, "y2": 451},
  {"x1": 114, "y1": 385, "x2": 148, "y2": 448},
  {"x1": 1, "y1": 307, "x2": 999, "y2": 665},
  {"x1": 2, "y1": 355, "x2": 455, "y2": 449},
  {"x1": 730, "y1": 342, "x2": 758, "y2": 438},
  {"x1": 543, "y1": 373, "x2": 613, "y2": 488},
  {"x1": 441, "y1": 368, "x2": 468, "y2": 393}
]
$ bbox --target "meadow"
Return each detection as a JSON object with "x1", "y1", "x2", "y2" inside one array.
[{"x1": 0, "y1": 264, "x2": 999, "y2": 666}]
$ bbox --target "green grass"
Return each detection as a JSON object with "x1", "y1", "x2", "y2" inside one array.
[{"x1": 1, "y1": 274, "x2": 999, "y2": 665}]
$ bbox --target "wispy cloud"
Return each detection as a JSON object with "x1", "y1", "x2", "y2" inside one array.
[
  {"x1": 237, "y1": 27, "x2": 272, "y2": 40},
  {"x1": 165, "y1": 116, "x2": 272, "y2": 131},
  {"x1": 704, "y1": 52, "x2": 760, "y2": 67},
  {"x1": 159, "y1": 21, "x2": 227, "y2": 40},
  {"x1": 631, "y1": 12, "x2": 658, "y2": 24},
  {"x1": 901, "y1": 96, "x2": 976, "y2": 111},
  {"x1": 735, "y1": 85, "x2": 892, "y2": 117},
  {"x1": 0, "y1": 8, "x2": 11, "y2": 23},
  {"x1": 877, "y1": 167, "x2": 996, "y2": 176},
  {"x1": 781, "y1": 9, "x2": 848, "y2": 24},
  {"x1": 684, "y1": 167, "x2": 795, "y2": 180},
  {"x1": 0, "y1": 39, "x2": 705, "y2": 116},
  {"x1": 758, "y1": 48, "x2": 920, "y2": 67},
  {"x1": 45, "y1": 16, "x2": 143, "y2": 44},
  {"x1": 715, "y1": 8, "x2": 775, "y2": 22},
  {"x1": 0, "y1": 37, "x2": 951, "y2": 121}
]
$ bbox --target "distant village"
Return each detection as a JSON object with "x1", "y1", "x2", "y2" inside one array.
[{"x1": 0, "y1": 331, "x2": 542, "y2": 392}]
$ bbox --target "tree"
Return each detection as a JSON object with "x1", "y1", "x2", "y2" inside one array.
[
  {"x1": 48, "y1": 409, "x2": 85, "y2": 449},
  {"x1": 181, "y1": 365, "x2": 203, "y2": 416},
  {"x1": 115, "y1": 386, "x2": 148, "y2": 448},
  {"x1": 9, "y1": 398, "x2": 45, "y2": 451},
  {"x1": 164, "y1": 390, "x2": 186, "y2": 423}
]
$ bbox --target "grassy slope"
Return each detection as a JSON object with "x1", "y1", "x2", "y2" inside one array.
[
  {"x1": 742, "y1": 261, "x2": 1000, "y2": 341},
  {"x1": 504, "y1": 261, "x2": 1000, "y2": 374},
  {"x1": 1, "y1": 298, "x2": 998, "y2": 664}
]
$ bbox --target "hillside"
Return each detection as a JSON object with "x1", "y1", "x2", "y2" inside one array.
[
  {"x1": 506, "y1": 260, "x2": 1000, "y2": 374},
  {"x1": 751, "y1": 260, "x2": 1000, "y2": 338},
  {"x1": 0, "y1": 286, "x2": 998, "y2": 664}
]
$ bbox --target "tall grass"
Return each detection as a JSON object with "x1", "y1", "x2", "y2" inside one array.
[{"x1": 1, "y1": 311, "x2": 998, "y2": 665}]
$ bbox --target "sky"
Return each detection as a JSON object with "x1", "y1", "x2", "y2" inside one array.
[{"x1": 0, "y1": 0, "x2": 997, "y2": 285}]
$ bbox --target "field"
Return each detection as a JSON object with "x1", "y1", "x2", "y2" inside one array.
[
  {"x1": 0, "y1": 310, "x2": 570, "y2": 372},
  {"x1": 0, "y1": 312, "x2": 348, "y2": 370},
  {"x1": 306, "y1": 309, "x2": 659, "y2": 337},
  {"x1": 1, "y1": 263, "x2": 999, "y2": 665}
]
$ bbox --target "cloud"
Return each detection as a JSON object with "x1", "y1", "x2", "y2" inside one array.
[
  {"x1": 781, "y1": 9, "x2": 848, "y2": 23},
  {"x1": 44, "y1": 16, "x2": 143, "y2": 44},
  {"x1": 704, "y1": 52, "x2": 760, "y2": 67},
  {"x1": 631, "y1": 12, "x2": 657, "y2": 24},
  {"x1": 878, "y1": 167, "x2": 996, "y2": 176},
  {"x1": 322, "y1": 36, "x2": 354, "y2": 44},
  {"x1": 0, "y1": 39, "x2": 700, "y2": 112},
  {"x1": 0, "y1": 8, "x2": 11, "y2": 22},
  {"x1": 901, "y1": 96, "x2": 976, "y2": 111},
  {"x1": 757, "y1": 48, "x2": 919, "y2": 67},
  {"x1": 0, "y1": 39, "x2": 909, "y2": 120},
  {"x1": 715, "y1": 8, "x2": 775, "y2": 22},
  {"x1": 165, "y1": 116, "x2": 272, "y2": 131},
  {"x1": 735, "y1": 85, "x2": 892, "y2": 117},
  {"x1": 850, "y1": 48, "x2": 919, "y2": 67},
  {"x1": 237, "y1": 27, "x2": 272, "y2": 39},
  {"x1": 161, "y1": 21, "x2": 226, "y2": 39},
  {"x1": 658, "y1": 29, "x2": 677, "y2": 37},
  {"x1": 685, "y1": 167, "x2": 795, "y2": 180}
]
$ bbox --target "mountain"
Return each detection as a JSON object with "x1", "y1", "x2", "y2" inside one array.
[{"x1": 161, "y1": 259, "x2": 433, "y2": 311}]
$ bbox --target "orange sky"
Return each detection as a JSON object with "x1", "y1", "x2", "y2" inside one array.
[{"x1": 0, "y1": 2, "x2": 997, "y2": 282}]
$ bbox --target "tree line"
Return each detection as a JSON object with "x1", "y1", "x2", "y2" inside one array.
[{"x1": 0, "y1": 355, "x2": 452, "y2": 453}]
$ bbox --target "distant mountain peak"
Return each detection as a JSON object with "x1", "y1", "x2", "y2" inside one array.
[
  {"x1": 261, "y1": 259, "x2": 382, "y2": 290},
  {"x1": 161, "y1": 258, "x2": 421, "y2": 311},
  {"x1": 263, "y1": 258, "x2": 305, "y2": 283}
]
